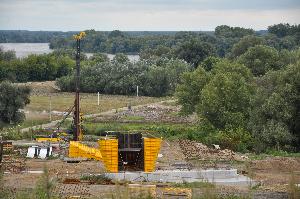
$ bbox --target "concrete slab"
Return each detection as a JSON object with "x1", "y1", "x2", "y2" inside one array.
[{"x1": 104, "y1": 169, "x2": 256, "y2": 186}]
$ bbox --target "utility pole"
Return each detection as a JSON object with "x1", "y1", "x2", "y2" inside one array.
[
  {"x1": 49, "y1": 95, "x2": 52, "y2": 121},
  {"x1": 73, "y1": 32, "x2": 86, "y2": 141}
]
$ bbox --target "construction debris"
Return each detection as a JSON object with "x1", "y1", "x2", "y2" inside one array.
[
  {"x1": 93, "y1": 103, "x2": 197, "y2": 124},
  {"x1": 179, "y1": 140, "x2": 244, "y2": 161},
  {"x1": 162, "y1": 187, "x2": 192, "y2": 199},
  {"x1": 26, "y1": 146, "x2": 52, "y2": 159},
  {"x1": 1, "y1": 140, "x2": 26, "y2": 173},
  {"x1": 54, "y1": 184, "x2": 91, "y2": 199},
  {"x1": 128, "y1": 184, "x2": 156, "y2": 198}
]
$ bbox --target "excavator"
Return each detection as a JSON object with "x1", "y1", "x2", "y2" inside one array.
[{"x1": 35, "y1": 32, "x2": 86, "y2": 142}]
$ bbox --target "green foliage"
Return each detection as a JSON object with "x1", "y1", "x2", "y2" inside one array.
[
  {"x1": 248, "y1": 63, "x2": 300, "y2": 152},
  {"x1": 174, "y1": 39, "x2": 216, "y2": 67},
  {"x1": 83, "y1": 122, "x2": 198, "y2": 140},
  {"x1": 0, "y1": 30, "x2": 75, "y2": 43},
  {"x1": 214, "y1": 128, "x2": 253, "y2": 152},
  {"x1": 215, "y1": 25, "x2": 254, "y2": 38},
  {"x1": 0, "y1": 48, "x2": 16, "y2": 61},
  {"x1": 199, "y1": 56, "x2": 221, "y2": 71},
  {"x1": 0, "y1": 50, "x2": 74, "y2": 82},
  {"x1": 89, "y1": 52, "x2": 110, "y2": 63},
  {"x1": 265, "y1": 149, "x2": 300, "y2": 157},
  {"x1": 108, "y1": 30, "x2": 126, "y2": 38},
  {"x1": 0, "y1": 126, "x2": 35, "y2": 140},
  {"x1": 140, "y1": 45, "x2": 172, "y2": 60},
  {"x1": 268, "y1": 23, "x2": 300, "y2": 38},
  {"x1": 0, "y1": 81, "x2": 31, "y2": 126},
  {"x1": 230, "y1": 35, "x2": 264, "y2": 58},
  {"x1": 112, "y1": 53, "x2": 130, "y2": 63},
  {"x1": 199, "y1": 60, "x2": 254, "y2": 129},
  {"x1": 57, "y1": 56, "x2": 190, "y2": 97},
  {"x1": 238, "y1": 45, "x2": 282, "y2": 76},
  {"x1": 176, "y1": 59, "x2": 255, "y2": 151},
  {"x1": 176, "y1": 67, "x2": 210, "y2": 115},
  {"x1": 35, "y1": 167, "x2": 55, "y2": 199}
]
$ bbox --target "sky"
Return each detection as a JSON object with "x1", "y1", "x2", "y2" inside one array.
[{"x1": 0, "y1": 0, "x2": 300, "y2": 31}]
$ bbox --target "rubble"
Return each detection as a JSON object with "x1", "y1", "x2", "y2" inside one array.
[
  {"x1": 93, "y1": 103, "x2": 197, "y2": 124},
  {"x1": 179, "y1": 139, "x2": 245, "y2": 161}
]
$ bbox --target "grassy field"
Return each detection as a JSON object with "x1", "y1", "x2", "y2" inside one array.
[{"x1": 23, "y1": 93, "x2": 168, "y2": 127}]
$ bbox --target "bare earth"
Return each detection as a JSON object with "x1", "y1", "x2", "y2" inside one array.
[{"x1": 2, "y1": 85, "x2": 299, "y2": 198}]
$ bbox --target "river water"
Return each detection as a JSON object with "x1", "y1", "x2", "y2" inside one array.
[{"x1": 0, "y1": 43, "x2": 139, "y2": 62}]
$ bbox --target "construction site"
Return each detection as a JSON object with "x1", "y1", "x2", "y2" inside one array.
[{"x1": 1, "y1": 32, "x2": 300, "y2": 199}]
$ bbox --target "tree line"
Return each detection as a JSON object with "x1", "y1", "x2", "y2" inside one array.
[
  {"x1": 1, "y1": 23, "x2": 299, "y2": 152},
  {"x1": 176, "y1": 48, "x2": 300, "y2": 153},
  {"x1": 0, "y1": 48, "x2": 74, "y2": 82},
  {"x1": 48, "y1": 24, "x2": 300, "y2": 58},
  {"x1": 57, "y1": 53, "x2": 190, "y2": 97},
  {"x1": 0, "y1": 30, "x2": 76, "y2": 43}
]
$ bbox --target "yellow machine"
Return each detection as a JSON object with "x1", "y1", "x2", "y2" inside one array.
[
  {"x1": 68, "y1": 132, "x2": 162, "y2": 173},
  {"x1": 36, "y1": 137, "x2": 61, "y2": 143}
]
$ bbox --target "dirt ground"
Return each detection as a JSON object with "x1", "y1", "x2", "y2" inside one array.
[
  {"x1": 15, "y1": 81, "x2": 60, "y2": 95},
  {"x1": 1, "y1": 138, "x2": 299, "y2": 199},
  {"x1": 2, "y1": 89, "x2": 300, "y2": 198},
  {"x1": 3, "y1": 158, "x2": 105, "y2": 190},
  {"x1": 92, "y1": 101, "x2": 197, "y2": 124}
]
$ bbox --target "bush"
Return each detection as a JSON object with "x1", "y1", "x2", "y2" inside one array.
[
  {"x1": 57, "y1": 57, "x2": 191, "y2": 97},
  {"x1": 0, "y1": 81, "x2": 31, "y2": 126},
  {"x1": 213, "y1": 128, "x2": 254, "y2": 152}
]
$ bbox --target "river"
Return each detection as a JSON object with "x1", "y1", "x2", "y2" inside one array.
[{"x1": 0, "y1": 43, "x2": 140, "y2": 62}]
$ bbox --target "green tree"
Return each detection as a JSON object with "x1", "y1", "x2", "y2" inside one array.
[
  {"x1": 112, "y1": 53, "x2": 130, "y2": 64},
  {"x1": 215, "y1": 25, "x2": 254, "y2": 38},
  {"x1": 0, "y1": 81, "x2": 30, "y2": 126},
  {"x1": 0, "y1": 48, "x2": 16, "y2": 61},
  {"x1": 176, "y1": 67, "x2": 210, "y2": 114},
  {"x1": 238, "y1": 45, "x2": 282, "y2": 76},
  {"x1": 174, "y1": 40, "x2": 215, "y2": 67},
  {"x1": 57, "y1": 57, "x2": 190, "y2": 97},
  {"x1": 88, "y1": 53, "x2": 109, "y2": 63},
  {"x1": 108, "y1": 30, "x2": 126, "y2": 38},
  {"x1": 268, "y1": 23, "x2": 295, "y2": 38},
  {"x1": 230, "y1": 35, "x2": 263, "y2": 58},
  {"x1": 248, "y1": 63, "x2": 300, "y2": 151},
  {"x1": 199, "y1": 56, "x2": 221, "y2": 71},
  {"x1": 198, "y1": 60, "x2": 255, "y2": 129}
]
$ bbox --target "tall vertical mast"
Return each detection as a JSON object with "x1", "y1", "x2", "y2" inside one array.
[{"x1": 73, "y1": 32, "x2": 86, "y2": 141}]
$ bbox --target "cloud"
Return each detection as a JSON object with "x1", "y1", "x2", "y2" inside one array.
[{"x1": 0, "y1": 0, "x2": 299, "y2": 31}]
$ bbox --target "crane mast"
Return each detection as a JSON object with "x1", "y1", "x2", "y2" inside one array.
[{"x1": 73, "y1": 32, "x2": 86, "y2": 141}]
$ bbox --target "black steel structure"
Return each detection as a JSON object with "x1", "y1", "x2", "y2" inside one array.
[
  {"x1": 74, "y1": 38, "x2": 81, "y2": 141},
  {"x1": 73, "y1": 32, "x2": 85, "y2": 141},
  {"x1": 104, "y1": 131, "x2": 145, "y2": 171}
]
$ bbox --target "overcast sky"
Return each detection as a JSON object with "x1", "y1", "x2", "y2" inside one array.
[{"x1": 0, "y1": 0, "x2": 300, "y2": 31}]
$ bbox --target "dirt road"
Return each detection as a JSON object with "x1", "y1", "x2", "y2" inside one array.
[{"x1": 20, "y1": 99, "x2": 176, "y2": 133}]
